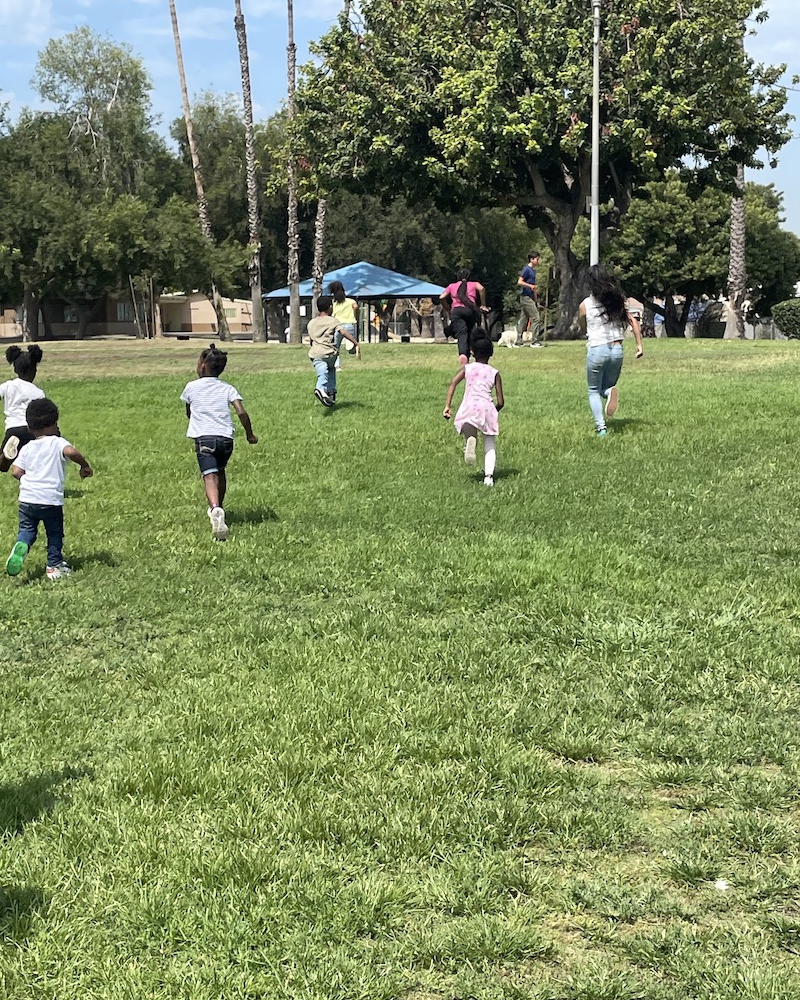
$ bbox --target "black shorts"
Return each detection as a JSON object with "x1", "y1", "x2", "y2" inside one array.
[
  {"x1": 194, "y1": 435, "x2": 234, "y2": 476},
  {"x1": 2, "y1": 425, "x2": 35, "y2": 451}
]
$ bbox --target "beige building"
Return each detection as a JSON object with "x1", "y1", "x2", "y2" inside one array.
[
  {"x1": 160, "y1": 292, "x2": 254, "y2": 335},
  {"x1": 0, "y1": 292, "x2": 255, "y2": 340}
]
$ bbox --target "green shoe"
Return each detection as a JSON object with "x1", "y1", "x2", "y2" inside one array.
[{"x1": 6, "y1": 542, "x2": 28, "y2": 576}]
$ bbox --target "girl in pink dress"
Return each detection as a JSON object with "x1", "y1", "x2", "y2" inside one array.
[{"x1": 443, "y1": 338, "x2": 504, "y2": 486}]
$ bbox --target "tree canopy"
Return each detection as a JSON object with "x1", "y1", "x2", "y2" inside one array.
[{"x1": 298, "y1": 0, "x2": 791, "y2": 334}]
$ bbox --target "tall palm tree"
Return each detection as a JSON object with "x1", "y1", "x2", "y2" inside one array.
[
  {"x1": 234, "y1": 0, "x2": 266, "y2": 342},
  {"x1": 286, "y1": 0, "x2": 301, "y2": 344},
  {"x1": 168, "y1": 0, "x2": 230, "y2": 341},
  {"x1": 724, "y1": 28, "x2": 746, "y2": 341},
  {"x1": 311, "y1": 197, "x2": 327, "y2": 313},
  {"x1": 724, "y1": 164, "x2": 747, "y2": 340}
]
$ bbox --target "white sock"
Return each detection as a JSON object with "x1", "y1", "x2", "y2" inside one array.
[{"x1": 484, "y1": 436, "x2": 496, "y2": 478}]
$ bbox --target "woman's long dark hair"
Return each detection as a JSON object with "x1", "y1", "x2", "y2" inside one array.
[
  {"x1": 456, "y1": 268, "x2": 472, "y2": 307},
  {"x1": 587, "y1": 265, "x2": 628, "y2": 326},
  {"x1": 328, "y1": 280, "x2": 347, "y2": 304}
]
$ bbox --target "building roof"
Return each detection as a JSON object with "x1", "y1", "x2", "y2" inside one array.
[{"x1": 264, "y1": 261, "x2": 445, "y2": 299}]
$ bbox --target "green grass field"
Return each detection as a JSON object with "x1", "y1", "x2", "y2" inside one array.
[{"x1": 1, "y1": 338, "x2": 799, "y2": 999}]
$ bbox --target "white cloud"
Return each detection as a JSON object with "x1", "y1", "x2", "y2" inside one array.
[{"x1": 0, "y1": 0, "x2": 52, "y2": 43}]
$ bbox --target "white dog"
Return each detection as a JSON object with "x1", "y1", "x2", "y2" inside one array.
[{"x1": 498, "y1": 328, "x2": 521, "y2": 349}]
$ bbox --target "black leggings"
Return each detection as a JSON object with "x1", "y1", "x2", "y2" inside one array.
[{"x1": 451, "y1": 307, "x2": 479, "y2": 359}]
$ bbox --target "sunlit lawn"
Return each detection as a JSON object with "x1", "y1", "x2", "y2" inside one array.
[{"x1": 1, "y1": 338, "x2": 799, "y2": 999}]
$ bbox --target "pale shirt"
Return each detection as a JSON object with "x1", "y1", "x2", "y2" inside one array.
[
  {"x1": 307, "y1": 315, "x2": 341, "y2": 360},
  {"x1": 180, "y1": 378, "x2": 242, "y2": 438},
  {"x1": 15, "y1": 435, "x2": 72, "y2": 506},
  {"x1": 0, "y1": 378, "x2": 45, "y2": 429},
  {"x1": 582, "y1": 295, "x2": 627, "y2": 348}
]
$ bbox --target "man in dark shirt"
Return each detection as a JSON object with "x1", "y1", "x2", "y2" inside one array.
[{"x1": 516, "y1": 252, "x2": 543, "y2": 347}]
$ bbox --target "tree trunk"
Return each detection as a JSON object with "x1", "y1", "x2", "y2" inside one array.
[
  {"x1": 234, "y1": 0, "x2": 266, "y2": 343},
  {"x1": 724, "y1": 163, "x2": 747, "y2": 340},
  {"x1": 311, "y1": 197, "x2": 328, "y2": 317},
  {"x1": 550, "y1": 238, "x2": 586, "y2": 339},
  {"x1": 22, "y1": 288, "x2": 39, "y2": 342},
  {"x1": 286, "y1": 0, "x2": 302, "y2": 344},
  {"x1": 152, "y1": 280, "x2": 164, "y2": 339},
  {"x1": 169, "y1": 0, "x2": 230, "y2": 341}
]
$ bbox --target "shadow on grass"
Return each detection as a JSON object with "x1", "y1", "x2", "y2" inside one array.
[
  {"x1": 63, "y1": 488, "x2": 84, "y2": 499},
  {"x1": 472, "y1": 468, "x2": 520, "y2": 483},
  {"x1": 227, "y1": 507, "x2": 278, "y2": 526},
  {"x1": 609, "y1": 418, "x2": 647, "y2": 431},
  {"x1": 0, "y1": 885, "x2": 48, "y2": 940},
  {"x1": 325, "y1": 400, "x2": 368, "y2": 412},
  {"x1": 0, "y1": 767, "x2": 89, "y2": 838},
  {"x1": 67, "y1": 550, "x2": 118, "y2": 571}
]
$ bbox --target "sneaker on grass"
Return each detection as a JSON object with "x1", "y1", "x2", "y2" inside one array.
[
  {"x1": 5, "y1": 541, "x2": 28, "y2": 576},
  {"x1": 483, "y1": 476, "x2": 494, "y2": 487},
  {"x1": 464, "y1": 437, "x2": 477, "y2": 465},
  {"x1": 210, "y1": 506, "x2": 229, "y2": 541},
  {"x1": 605, "y1": 385, "x2": 619, "y2": 419},
  {"x1": 46, "y1": 562, "x2": 72, "y2": 581},
  {"x1": 314, "y1": 388, "x2": 333, "y2": 408},
  {"x1": 2, "y1": 435, "x2": 20, "y2": 461}
]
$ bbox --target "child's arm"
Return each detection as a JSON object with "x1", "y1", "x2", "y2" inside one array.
[
  {"x1": 63, "y1": 446, "x2": 93, "y2": 479},
  {"x1": 232, "y1": 400, "x2": 258, "y2": 444},
  {"x1": 10, "y1": 464, "x2": 24, "y2": 481},
  {"x1": 185, "y1": 403, "x2": 191, "y2": 419},
  {"x1": 339, "y1": 326, "x2": 361, "y2": 357},
  {"x1": 443, "y1": 368, "x2": 465, "y2": 419},
  {"x1": 494, "y1": 372, "x2": 504, "y2": 411}
]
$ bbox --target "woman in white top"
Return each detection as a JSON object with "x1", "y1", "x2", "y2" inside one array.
[{"x1": 578, "y1": 265, "x2": 643, "y2": 436}]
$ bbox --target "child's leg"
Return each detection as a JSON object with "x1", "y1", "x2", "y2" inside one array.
[
  {"x1": 326, "y1": 357, "x2": 337, "y2": 398},
  {"x1": 483, "y1": 435, "x2": 497, "y2": 479},
  {"x1": 312, "y1": 358, "x2": 330, "y2": 393},
  {"x1": 203, "y1": 472, "x2": 223, "y2": 510},
  {"x1": 461, "y1": 423, "x2": 478, "y2": 464},
  {"x1": 41, "y1": 505, "x2": 65, "y2": 568},
  {"x1": 17, "y1": 503, "x2": 40, "y2": 550}
]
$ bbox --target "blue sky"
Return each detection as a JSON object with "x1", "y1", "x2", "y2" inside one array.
[{"x1": 1, "y1": 0, "x2": 798, "y2": 235}]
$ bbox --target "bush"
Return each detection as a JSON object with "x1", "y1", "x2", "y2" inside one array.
[{"x1": 772, "y1": 299, "x2": 800, "y2": 339}]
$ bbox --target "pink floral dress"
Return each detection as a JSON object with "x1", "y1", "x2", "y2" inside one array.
[{"x1": 454, "y1": 362, "x2": 500, "y2": 436}]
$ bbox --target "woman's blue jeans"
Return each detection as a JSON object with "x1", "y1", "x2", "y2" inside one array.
[{"x1": 586, "y1": 343, "x2": 623, "y2": 431}]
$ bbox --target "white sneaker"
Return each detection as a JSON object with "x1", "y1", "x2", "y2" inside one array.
[
  {"x1": 464, "y1": 437, "x2": 477, "y2": 465},
  {"x1": 210, "y1": 506, "x2": 228, "y2": 541},
  {"x1": 605, "y1": 386, "x2": 619, "y2": 419},
  {"x1": 483, "y1": 476, "x2": 494, "y2": 487},
  {"x1": 2, "y1": 435, "x2": 20, "y2": 461},
  {"x1": 46, "y1": 562, "x2": 72, "y2": 581}
]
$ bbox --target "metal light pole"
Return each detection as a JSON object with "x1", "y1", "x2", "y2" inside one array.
[{"x1": 589, "y1": 0, "x2": 601, "y2": 265}]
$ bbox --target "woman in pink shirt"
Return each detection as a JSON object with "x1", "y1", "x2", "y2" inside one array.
[{"x1": 440, "y1": 269, "x2": 489, "y2": 365}]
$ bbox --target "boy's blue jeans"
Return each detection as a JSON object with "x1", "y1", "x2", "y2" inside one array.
[
  {"x1": 312, "y1": 356, "x2": 337, "y2": 396},
  {"x1": 17, "y1": 502, "x2": 64, "y2": 567}
]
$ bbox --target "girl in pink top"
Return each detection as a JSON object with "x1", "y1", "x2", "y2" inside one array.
[
  {"x1": 440, "y1": 268, "x2": 489, "y2": 365},
  {"x1": 443, "y1": 337, "x2": 504, "y2": 487}
]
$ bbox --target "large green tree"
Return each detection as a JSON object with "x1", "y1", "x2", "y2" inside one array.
[
  {"x1": 297, "y1": 0, "x2": 790, "y2": 336},
  {"x1": 608, "y1": 175, "x2": 800, "y2": 336}
]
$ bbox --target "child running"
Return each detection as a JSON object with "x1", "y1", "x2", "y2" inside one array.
[
  {"x1": 443, "y1": 337, "x2": 504, "y2": 487},
  {"x1": 180, "y1": 343, "x2": 258, "y2": 541},
  {"x1": 0, "y1": 345, "x2": 45, "y2": 474},
  {"x1": 307, "y1": 295, "x2": 360, "y2": 407},
  {"x1": 5, "y1": 397, "x2": 93, "y2": 581}
]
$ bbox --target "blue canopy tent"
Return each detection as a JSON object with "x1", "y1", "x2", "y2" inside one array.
[{"x1": 264, "y1": 261, "x2": 444, "y2": 341}]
